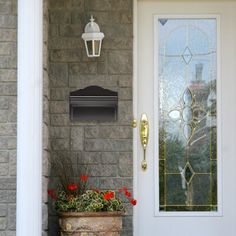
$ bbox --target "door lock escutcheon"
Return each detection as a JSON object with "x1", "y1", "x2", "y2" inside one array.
[{"x1": 140, "y1": 113, "x2": 149, "y2": 171}]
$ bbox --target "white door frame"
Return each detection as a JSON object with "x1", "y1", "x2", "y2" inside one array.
[{"x1": 16, "y1": 0, "x2": 43, "y2": 235}]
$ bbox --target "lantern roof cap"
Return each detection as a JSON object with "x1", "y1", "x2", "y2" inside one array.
[{"x1": 84, "y1": 16, "x2": 101, "y2": 33}]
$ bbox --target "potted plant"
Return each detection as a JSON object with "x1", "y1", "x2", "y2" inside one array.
[{"x1": 48, "y1": 156, "x2": 136, "y2": 236}]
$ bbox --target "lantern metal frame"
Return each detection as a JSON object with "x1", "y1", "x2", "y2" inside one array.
[{"x1": 82, "y1": 16, "x2": 105, "y2": 57}]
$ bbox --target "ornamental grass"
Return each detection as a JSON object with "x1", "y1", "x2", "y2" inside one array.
[{"x1": 48, "y1": 155, "x2": 136, "y2": 213}]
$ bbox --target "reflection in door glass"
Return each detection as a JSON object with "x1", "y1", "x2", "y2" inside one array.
[{"x1": 158, "y1": 18, "x2": 217, "y2": 212}]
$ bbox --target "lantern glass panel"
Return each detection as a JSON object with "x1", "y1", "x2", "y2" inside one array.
[
  {"x1": 94, "y1": 40, "x2": 100, "y2": 56},
  {"x1": 86, "y1": 40, "x2": 93, "y2": 56}
]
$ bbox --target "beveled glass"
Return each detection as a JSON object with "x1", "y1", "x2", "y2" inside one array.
[{"x1": 158, "y1": 18, "x2": 217, "y2": 212}]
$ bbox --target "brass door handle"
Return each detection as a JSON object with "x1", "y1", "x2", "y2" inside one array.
[{"x1": 140, "y1": 113, "x2": 149, "y2": 171}]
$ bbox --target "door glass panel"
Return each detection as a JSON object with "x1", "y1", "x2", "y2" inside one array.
[{"x1": 158, "y1": 18, "x2": 217, "y2": 212}]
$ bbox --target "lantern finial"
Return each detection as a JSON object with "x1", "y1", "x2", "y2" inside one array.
[{"x1": 90, "y1": 15, "x2": 95, "y2": 23}]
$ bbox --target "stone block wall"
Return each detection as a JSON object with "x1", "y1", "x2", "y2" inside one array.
[
  {"x1": 43, "y1": 0, "x2": 50, "y2": 235},
  {"x1": 48, "y1": 0, "x2": 133, "y2": 235},
  {"x1": 0, "y1": 0, "x2": 17, "y2": 235}
]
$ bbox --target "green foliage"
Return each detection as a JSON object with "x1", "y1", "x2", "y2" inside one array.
[{"x1": 54, "y1": 190, "x2": 125, "y2": 213}]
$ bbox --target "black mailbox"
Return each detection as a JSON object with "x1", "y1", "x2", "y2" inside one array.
[{"x1": 70, "y1": 86, "x2": 118, "y2": 122}]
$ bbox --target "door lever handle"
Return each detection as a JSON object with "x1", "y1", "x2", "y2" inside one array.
[{"x1": 140, "y1": 113, "x2": 149, "y2": 171}]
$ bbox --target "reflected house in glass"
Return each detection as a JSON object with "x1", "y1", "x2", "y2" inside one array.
[{"x1": 158, "y1": 18, "x2": 217, "y2": 212}]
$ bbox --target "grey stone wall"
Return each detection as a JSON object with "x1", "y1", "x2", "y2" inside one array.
[
  {"x1": 48, "y1": 0, "x2": 133, "y2": 235},
  {"x1": 0, "y1": 0, "x2": 17, "y2": 235},
  {"x1": 43, "y1": 0, "x2": 50, "y2": 235}
]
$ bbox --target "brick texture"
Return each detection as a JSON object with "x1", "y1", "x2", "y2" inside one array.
[
  {"x1": 48, "y1": 0, "x2": 133, "y2": 235},
  {"x1": 0, "y1": 0, "x2": 17, "y2": 235},
  {"x1": 43, "y1": 0, "x2": 50, "y2": 235}
]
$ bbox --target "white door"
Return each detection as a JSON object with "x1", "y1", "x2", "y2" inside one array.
[{"x1": 134, "y1": 1, "x2": 236, "y2": 235}]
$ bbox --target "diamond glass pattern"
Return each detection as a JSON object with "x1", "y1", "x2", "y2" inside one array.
[
  {"x1": 182, "y1": 47, "x2": 193, "y2": 64},
  {"x1": 183, "y1": 162, "x2": 195, "y2": 185},
  {"x1": 158, "y1": 18, "x2": 217, "y2": 212}
]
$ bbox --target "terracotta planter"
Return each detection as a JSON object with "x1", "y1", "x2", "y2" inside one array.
[{"x1": 59, "y1": 211, "x2": 123, "y2": 236}]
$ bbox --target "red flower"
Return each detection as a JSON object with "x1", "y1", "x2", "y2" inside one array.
[
  {"x1": 80, "y1": 175, "x2": 88, "y2": 181},
  {"x1": 110, "y1": 191, "x2": 115, "y2": 198},
  {"x1": 123, "y1": 186, "x2": 128, "y2": 192},
  {"x1": 103, "y1": 191, "x2": 115, "y2": 201},
  {"x1": 125, "y1": 190, "x2": 131, "y2": 197},
  {"x1": 47, "y1": 189, "x2": 54, "y2": 196},
  {"x1": 67, "y1": 184, "x2": 78, "y2": 191},
  {"x1": 130, "y1": 199, "x2": 137, "y2": 206},
  {"x1": 47, "y1": 189, "x2": 57, "y2": 200},
  {"x1": 103, "y1": 193, "x2": 111, "y2": 200}
]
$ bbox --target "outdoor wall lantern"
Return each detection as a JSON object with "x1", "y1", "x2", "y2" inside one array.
[{"x1": 82, "y1": 16, "x2": 104, "y2": 57}]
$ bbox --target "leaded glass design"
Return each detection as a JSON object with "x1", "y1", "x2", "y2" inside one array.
[
  {"x1": 182, "y1": 47, "x2": 193, "y2": 64},
  {"x1": 158, "y1": 18, "x2": 217, "y2": 212}
]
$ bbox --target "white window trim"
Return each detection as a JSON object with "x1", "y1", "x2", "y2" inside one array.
[{"x1": 17, "y1": 0, "x2": 43, "y2": 235}]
